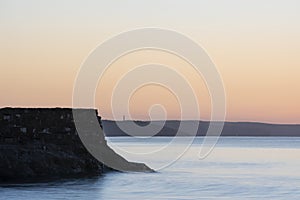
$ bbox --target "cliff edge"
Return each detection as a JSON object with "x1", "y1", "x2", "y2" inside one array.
[{"x1": 0, "y1": 108, "x2": 153, "y2": 182}]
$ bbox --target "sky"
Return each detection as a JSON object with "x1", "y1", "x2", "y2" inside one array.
[{"x1": 1, "y1": 0, "x2": 300, "y2": 123}]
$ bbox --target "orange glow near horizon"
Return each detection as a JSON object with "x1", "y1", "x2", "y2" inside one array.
[{"x1": 95, "y1": 50, "x2": 211, "y2": 121}]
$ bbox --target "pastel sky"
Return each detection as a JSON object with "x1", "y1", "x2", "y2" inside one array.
[{"x1": 1, "y1": 0, "x2": 300, "y2": 123}]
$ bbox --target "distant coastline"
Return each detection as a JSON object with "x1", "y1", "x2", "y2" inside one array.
[{"x1": 103, "y1": 120, "x2": 300, "y2": 137}]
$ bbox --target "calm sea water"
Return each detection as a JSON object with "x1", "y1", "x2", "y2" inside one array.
[{"x1": 1, "y1": 137, "x2": 300, "y2": 199}]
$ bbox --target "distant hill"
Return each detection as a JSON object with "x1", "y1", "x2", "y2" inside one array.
[{"x1": 102, "y1": 120, "x2": 300, "y2": 137}]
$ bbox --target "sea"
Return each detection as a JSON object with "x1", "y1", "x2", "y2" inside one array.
[{"x1": 1, "y1": 137, "x2": 300, "y2": 199}]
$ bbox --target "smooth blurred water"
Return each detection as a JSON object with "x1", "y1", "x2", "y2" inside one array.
[{"x1": 1, "y1": 137, "x2": 300, "y2": 199}]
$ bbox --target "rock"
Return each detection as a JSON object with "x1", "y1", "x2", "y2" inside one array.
[{"x1": 0, "y1": 108, "x2": 153, "y2": 183}]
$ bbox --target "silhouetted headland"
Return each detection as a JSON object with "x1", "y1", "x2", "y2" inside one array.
[
  {"x1": 103, "y1": 120, "x2": 300, "y2": 137},
  {"x1": 0, "y1": 108, "x2": 153, "y2": 183}
]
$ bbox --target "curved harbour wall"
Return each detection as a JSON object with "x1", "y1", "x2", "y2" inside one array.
[{"x1": 0, "y1": 108, "x2": 152, "y2": 182}]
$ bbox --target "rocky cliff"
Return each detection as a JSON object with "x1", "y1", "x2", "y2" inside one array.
[{"x1": 0, "y1": 108, "x2": 153, "y2": 183}]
